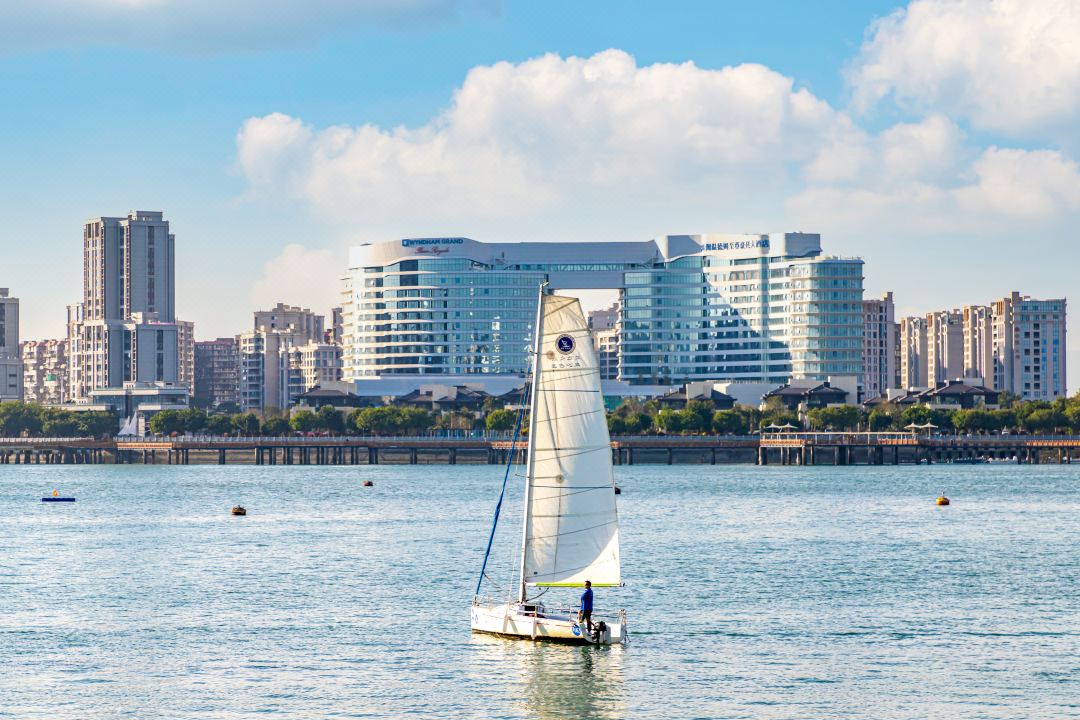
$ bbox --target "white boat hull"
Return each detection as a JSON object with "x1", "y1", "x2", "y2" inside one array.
[{"x1": 471, "y1": 602, "x2": 627, "y2": 645}]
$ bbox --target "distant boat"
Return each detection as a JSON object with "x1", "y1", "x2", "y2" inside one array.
[{"x1": 471, "y1": 286, "x2": 627, "y2": 645}]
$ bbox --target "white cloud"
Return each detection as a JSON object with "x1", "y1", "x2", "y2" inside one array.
[
  {"x1": 0, "y1": 0, "x2": 492, "y2": 53},
  {"x1": 236, "y1": 50, "x2": 856, "y2": 233},
  {"x1": 848, "y1": 0, "x2": 1080, "y2": 139},
  {"x1": 249, "y1": 244, "x2": 343, "y2": 318}
]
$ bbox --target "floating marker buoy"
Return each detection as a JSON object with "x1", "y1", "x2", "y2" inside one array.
[
  {"x1": 935, "y1": 493, "x2": 950, "y2": 506},
  {"x1": 231, "y1": 505, "x2": 247, "y2": 516},
  {"x1": 614, "y1": 485, "x2": 622, "y2": 495},
  {"x1": 363, "y1": 480, "x2": 374, "y2": 487},
  {"x1": 41, "y1": 497, "x2": 76, "y2": 503}
]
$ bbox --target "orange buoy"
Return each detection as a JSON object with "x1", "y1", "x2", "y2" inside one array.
[
  {"x1": 231, "y1": 505, "x2": 247, "y2": 516},
  {"x1": 935, "y1": 493, "x2": 950, "y2": 506},
  {"x1": 363, "y1": 480, "x2": 374, "y2": 487}
]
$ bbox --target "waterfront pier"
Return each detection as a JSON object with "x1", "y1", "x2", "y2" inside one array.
[{"x1": 1, "y1": 433, "x2": 1079, "y2": 466}]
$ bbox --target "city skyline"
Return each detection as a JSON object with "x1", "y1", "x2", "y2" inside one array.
[{"x1": 2, "y1": 0, "x2": 1078, "y2": 388}]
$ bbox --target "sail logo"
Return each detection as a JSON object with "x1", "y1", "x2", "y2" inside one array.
[
  {"x1": 555, "y1": 335, "x2": 576, "y2": 354},
  {"x1": 571, "y1": 623, "x2": 581, "y2": 637}
]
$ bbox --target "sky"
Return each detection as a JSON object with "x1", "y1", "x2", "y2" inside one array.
[{"x1": 2, "y1": 0, "x2": 1079, "y2": 389}]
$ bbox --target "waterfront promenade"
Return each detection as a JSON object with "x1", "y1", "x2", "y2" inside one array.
[{"x1": 2, "y1": 433, "x2": 1080, "y2": 465}]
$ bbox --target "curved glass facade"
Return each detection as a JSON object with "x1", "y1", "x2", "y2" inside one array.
[{"x1": 342, "y1": 234, "x2": 865, "y2": 388}]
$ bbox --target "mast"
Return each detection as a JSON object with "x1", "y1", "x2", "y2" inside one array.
[{"x1": 518, "y1": 281, "x2": 547, "y2": 603}]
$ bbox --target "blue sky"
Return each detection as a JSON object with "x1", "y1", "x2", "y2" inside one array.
[{"x1": 3, "y1": 0, "x2": 1078, "y2": 388}]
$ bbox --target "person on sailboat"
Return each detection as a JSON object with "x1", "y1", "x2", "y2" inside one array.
[{"x1": 579, "y1": 580, "x2": 594, "y2": 633}]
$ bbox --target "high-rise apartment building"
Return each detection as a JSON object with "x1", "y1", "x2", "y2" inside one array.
[
  {"x1": 22, "y1": 339, "x2": 68, "y2": 404},
  {"x1": 327, "y1": 307, "x2": 344, "y2": 345},
  {"x1": 926, "y1": 310, "x2": 964, "y2": 386},
  {"x1": 67, "y1": 211, "x2": 184, "y2": 403},
  {"x1": 341, "y1": 234, "x2": 864, "y2": 388},
  {"x1": 293, "y1": 342, "x2": 343, "y2": 391},
  {"x1": 962, "y1": 305, "x2": 993, "y2": 381},
  {"x1": 0, "y1": 289, "x2": 22, "y2": 401},
  {"x1": 238, "y1": 305, "x2": 336, "y2": 411},
  {"x1": 992, "y1": 293, "x2": 1066, "y2": 401},
  {"x1": 254, "y1": 303, "x2": 324, "y2": 343},
  {"x1": 177, "y1": 319, "x2": 195, "y2": 394},
  {"x1": 862, "y1": 292, "x2": 897, "y2": 400},
  {"x1": 194, "y1": 338, "x2": 239, "y2": 409},
  {"x1": 899, "y1": 316, "x2": 928, "y2": 388}
]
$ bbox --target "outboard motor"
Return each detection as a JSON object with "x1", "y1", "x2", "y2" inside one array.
[{"x1": 594, "y1": 621, "x2": 609, "y2": 644}]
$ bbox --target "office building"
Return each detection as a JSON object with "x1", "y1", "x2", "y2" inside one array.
[
  {"x1": 926, "y1": 310, "x2": 964, "y2": 386},
  {"x1": 862, "y1": 292, "x2": 897, "y2": 400},
  {"x1": 992, "y1": 293, "x2": 1066, "y2": 400},
  {"x1": 341, "y1": 234, "x2": 864, "y2": 390},
  {"x1": 22, "y1": 339, "x2": 68, "y2": 404},
  {"x1": 0, "y1": 289, "x2": 22, "y2": 401},
  {"x1": 67, "y1": 211, "x2": 185, "y2": 406},
  {"x1": 194, "y1": 338, "x2": 239, "y2": 409}
]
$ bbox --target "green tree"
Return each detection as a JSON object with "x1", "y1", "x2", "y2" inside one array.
[
  {"x1": 205, "y1": 414, "x2": 234, "y2": 435},
  {"x1": 41, "y1": 410, "x2": 81, "y2": 437},
  {"x1": 684, "y1": 400, "x2": 715, "y2": 430},
  {"x1": 148, "y1": 409, "x2": 186, "y2": 436},
  {"x1": 900, "y1": 404, "x2": 933, "y2": 428},
  {"x1": 233, "y1": 413, "x2": 261, "y2": 435},
  {"x1": 485, "y1": 408, "x2": 517, "y2": 432},
  {"x1": 290, "y1": 410, "x2": 319, "y2": 433},
  {"x1": 0, "y1": 402, "x2": 44, "y2": 437},
  {"x1": 867, "y1": 409, "x2": 894, "y2": 431},
  {"x1": 1023, "y1": 408, "x2": 1067, "y2": 434},
  {"x1": 656, "y1": 408, "x2": 687, "y2": 434},
  {"x1": 78, "y1": 412, "x2": 117, "y2": 438},
  {"x1": 607, "y1": 414, "x2": 627, "y2": 434},
  {"x1": 180, "y1": 408, "x2": 207, "y2": 434},
  {"x1": 261, "y1": 416, "x2": 291, "y2": 435},
  {"x1": 316, "y1": 405, "x2": 346, "y2": 434},
  {"x1": 712, "y1": 410, "x2": 749, "y2": 435},
  {"x1": 807, "y1": 405, "x2": 861, "y2": 431}
]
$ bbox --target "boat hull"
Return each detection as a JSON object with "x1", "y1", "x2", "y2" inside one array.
[{"x1": 470, "y1": 602, "x2": 626, "y2": 645}]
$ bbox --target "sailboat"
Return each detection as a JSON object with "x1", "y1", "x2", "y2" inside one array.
[{"x1": 471, "y1": 285, "x2": 627, "y2": 645}]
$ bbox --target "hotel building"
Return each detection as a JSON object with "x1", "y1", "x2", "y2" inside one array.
[
  {"x1": 341, "y1": 234, "x2": 864, "y2": 390},
  {"x1": 0, "y1": 289, "x2": 22, "y2": 401}
]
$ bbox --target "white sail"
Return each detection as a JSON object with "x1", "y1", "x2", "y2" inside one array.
[{"x1": 522, "y1": 294, "x2": 620, "y2": 588}]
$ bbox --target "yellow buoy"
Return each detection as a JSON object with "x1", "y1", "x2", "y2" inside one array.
[
  {"x1": 52, "y1": 489, "x2": 59, "y2": 497},
  {"x1": 936, "y1": 493, "x2": 950, "y2": 506}
]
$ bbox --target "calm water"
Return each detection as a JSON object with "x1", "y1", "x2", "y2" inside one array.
[{"x1": 1, "y1": 463, "x2": 1079, "y2": 719}]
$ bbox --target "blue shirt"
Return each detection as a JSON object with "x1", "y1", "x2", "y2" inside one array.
[{"x1": 581, "y1": 588, "x2": 593, "y2": 613}]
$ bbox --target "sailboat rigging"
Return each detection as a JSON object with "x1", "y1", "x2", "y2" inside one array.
[{"x1": 471, "y1": 283, "x2": 628, "y2": 645}]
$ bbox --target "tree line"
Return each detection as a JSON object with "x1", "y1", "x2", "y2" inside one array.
[
  {"x1": 147, "y1": 405, "x2": 523, "y2": 437},
  {"x1": 606, "y1": 393, "x2": 1080, "y2": 435},
  {"x1": 0, "y1": 402, "x2": 116, "y2": 438},
  {"x1": 5, "y1": 392, "x2": 1080, "y2": 439}
]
